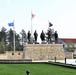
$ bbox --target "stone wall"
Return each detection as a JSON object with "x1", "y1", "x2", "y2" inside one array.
[
  {"x1": 23, "y1": 44, "x2": 65, "y2": 60},
  {"x1": 6, "y1": 51, "x2": 23, "y2": 59},
  {"x1": 0, "y1": 44, "x2": 73, "y2": 60},
  {"x1": 0, "y1": 53, "x2": 7, "y2": 59},
  {"x1": 65, "y1": 52, "x2": 73, "y2": 59}
]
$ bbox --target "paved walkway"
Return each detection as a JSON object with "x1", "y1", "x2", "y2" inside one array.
[{"x1": 32, "y1": 60, "x2": 65, "y2": 63}]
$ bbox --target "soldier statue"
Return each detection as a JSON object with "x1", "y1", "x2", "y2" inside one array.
[
  {"x1": 47, "y1": 29, "x2": 52, "y2": 42},
  {"x1": 27, "y1": 31, "x2": 31, "y2": 43},
  {"x1": 33, "y1": 30, "x2": 38, "y2": 42},
  {"x1": 54, "y1": 31, "x2": 58, "y2": 43},
  {"x1": 40, "y1": 30, "x2": 45, "y2": 41}
]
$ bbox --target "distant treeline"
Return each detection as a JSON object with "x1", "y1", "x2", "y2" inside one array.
[{"x1": 0, "y1": 26, "x2": 27, "y2": 53}]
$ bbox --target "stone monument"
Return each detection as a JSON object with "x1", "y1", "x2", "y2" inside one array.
[
  {"x1": 23, "y1": 44, "x2": 65, "y2": 60},
  {"x1": 22, "y1": 22, "x2": 65, "y2": 61}
]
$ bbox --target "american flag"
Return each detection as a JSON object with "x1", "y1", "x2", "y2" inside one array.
[{"x1": 32, "y1": 13, "x2": 35, "y2": 19}]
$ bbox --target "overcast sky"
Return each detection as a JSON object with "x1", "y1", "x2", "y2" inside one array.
[{"x1": 0, "y1": 0, "x2": 76, "y2": 42}]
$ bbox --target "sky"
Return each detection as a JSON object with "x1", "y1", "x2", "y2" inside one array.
[{"x1": 0, "y1": 0, "x2": 76, "y2": 42}]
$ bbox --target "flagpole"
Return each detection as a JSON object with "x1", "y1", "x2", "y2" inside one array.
[
  {"x1": 31, "y1": 11, "x2": 35, "y2": 43},
  {"x1": 13, "y1": 20, "x2": 15, "y2": 51},
  {"x1": 31, "y1": 11, "x2": 33, "y2": 36},
  {"x1": 48, "y1": 20, "x2": 49, "y2": 29}
]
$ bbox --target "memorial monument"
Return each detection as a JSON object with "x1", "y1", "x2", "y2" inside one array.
[{"x1": 23, "y1": 22, "x2": 65, "y2": 61}]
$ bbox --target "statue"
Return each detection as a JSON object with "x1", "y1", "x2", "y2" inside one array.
[
  {"x1": 33, "y1": 30, "x2": 38, "y2": 42},
  {"x1": 54, "y1": 31, "x2": 58, "y2": 43},
  {"x1": 27, "y1": 31, "x2": 31, "y2": 43},
  {"x1": 45, "y1": 28, "x2": 56, "y2": 44},
  {"x1": 40, "y1": 30, "x2": 45, "y2": 41},
  {"x1": 46, "y1": 28, "x2": 52, "y2": 42}
]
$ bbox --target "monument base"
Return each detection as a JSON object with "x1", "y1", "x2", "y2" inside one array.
[{"x1": 23, "y1": 44, "x2": 65, "y2": 61}]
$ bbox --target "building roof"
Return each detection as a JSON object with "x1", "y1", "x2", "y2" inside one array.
[{"x1": 60, "y1": 38, "x2": 76, "y2": 43}]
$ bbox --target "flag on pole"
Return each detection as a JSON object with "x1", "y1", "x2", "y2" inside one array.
[
  {"x1": 49, "y1": 22, "x2": 53, "y2": 27},
  {"x1": 8, "y1": 21, "x2": 15, "y2": 51},
  {"x1": 8, "y1": 22, "x2": 14, "y2": 26},
  {"x1": 31, "y1": 13, "x2": 35, "y2": 19}
]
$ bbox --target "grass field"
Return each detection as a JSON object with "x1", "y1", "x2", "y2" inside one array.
[{"x1": 0, "y1": 64, "x2": 76, "y2": 75}]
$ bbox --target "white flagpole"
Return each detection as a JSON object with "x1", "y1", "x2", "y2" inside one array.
[
  {"x1": 31, "y1": 11, "x2": 33, "y2": 36},
  {"x1": 48, "y1": 20, "x2": 49, "y2": 28},
  {"x1": 13, "y1": 20, "x2": 15, "y2": 51}
]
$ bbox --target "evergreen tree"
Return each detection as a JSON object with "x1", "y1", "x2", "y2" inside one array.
[
  {"x1": 20, "y1": 29, "x2": 27, "y2": 45},
  {"x1": 0, "y1": 39, "x2": 8, "y2": 53},
  {"x1": 15, "y1": 34, "x2": 22, "y2": 51},
  {"x1": 7, "y1": 28, "x2": 14, "y2": 51},
  {"x1": 0, "y1": 27, "x2": 7, "y2": 43}
]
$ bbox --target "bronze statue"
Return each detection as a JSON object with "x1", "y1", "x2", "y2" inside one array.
[
  {"x1": 54, "y1": 31, "x2": 58, "y2": 43},
  {"x1": 40, "y1": 30, "x2": 45, "y2": 41},
  {"x1": 27, "y1": 31, "x2": 31, "y2": 43},
  {"x1": 34, "y1": 30, "x2": 38, "y2": 42}
]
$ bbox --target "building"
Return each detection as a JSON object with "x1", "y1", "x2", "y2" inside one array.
[{"x1": 59, "y1": 38, "x2": 76, "y2": 58}]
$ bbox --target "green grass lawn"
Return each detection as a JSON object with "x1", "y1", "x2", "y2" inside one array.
[{"x1": 0, "y1": 64, "x2": 76, "y2": 75}]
